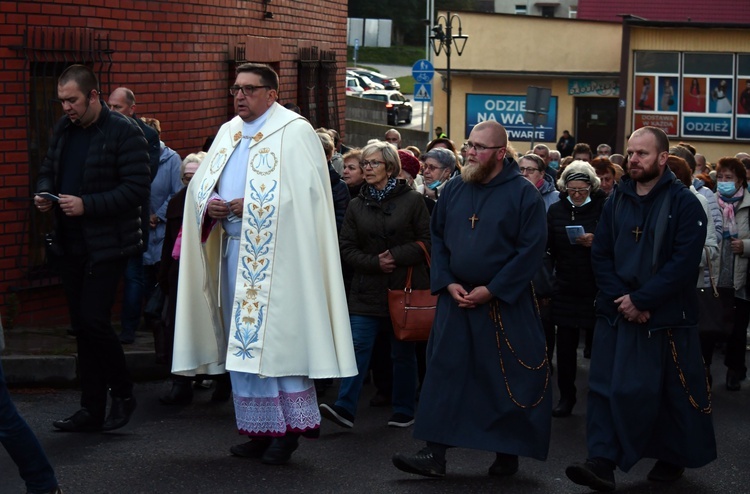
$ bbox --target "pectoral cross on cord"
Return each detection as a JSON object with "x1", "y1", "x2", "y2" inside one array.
[
  {"x1": 469, "y1": 214, "x2": 479, "y2": 229},
  {"x1": 632, "y1": 226, "x2": 643, "y2": 242}
]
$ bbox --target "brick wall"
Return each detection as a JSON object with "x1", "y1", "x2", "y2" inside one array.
[
  {"x1": 0, "y1": 0, "x2": 348, "y2": 327},
  {"x1": 578, "y1": 0, "x2": 750, "y2": 23}
]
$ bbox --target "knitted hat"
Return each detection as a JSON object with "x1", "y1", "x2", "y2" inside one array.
[{"x1": 398, "y1": 150, "x2": 421, "y2": 179}]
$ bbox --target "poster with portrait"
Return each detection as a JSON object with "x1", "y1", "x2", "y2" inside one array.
[
  {"x1": 683, "y1": 77, "x2": 706, "y2": 113},
  {"x1": 634, "y1": 76, "x2": 654, "y2": 111},
  {"x1": 709, "y1": 78, "x2": 733, "y2": 114},
  {"x1": 737, "y1": 79, "x2": 750, "y2": 115},
  {"x1": 658, "y1": 76, "x2": 678, "y2": 112}
]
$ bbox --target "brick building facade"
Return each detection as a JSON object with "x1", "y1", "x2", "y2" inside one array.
[{"x1": 0, "y1": 0, "x2": 348, "y2": 327}]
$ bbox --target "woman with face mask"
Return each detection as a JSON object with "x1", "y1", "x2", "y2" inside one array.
[
  {"x1": 416, "y1": 148, "x2": 456, "y2": 200},
  {"x1": 545, "y1": 161, "x2": 607, "y2": 418},
  {"x1": 714, "y1": 157, "x2": 750, "y2": 391}
]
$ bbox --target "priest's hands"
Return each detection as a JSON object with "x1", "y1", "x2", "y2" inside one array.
[
  {"x1": 614, "y1": 294, "x2": 650, "y2": 324},
  {"x1": 207, "y1": 198, "x2": 244, "y2": 219},
  {"x1": 448, "y1": 284, "x2": 492, "y2": 308}
]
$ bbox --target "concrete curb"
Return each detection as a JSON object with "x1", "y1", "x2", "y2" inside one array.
[{"x1": 1, "y1": 351, "x2": 170, "y2": 387}]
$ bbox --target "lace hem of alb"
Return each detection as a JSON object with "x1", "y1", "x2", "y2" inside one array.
[{"x1": 234, "y1": 387, "x2": 320, "y2": 436}]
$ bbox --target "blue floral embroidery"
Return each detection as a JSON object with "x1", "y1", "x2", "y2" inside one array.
[
  {"x1": 233, "y1": 304, "x2": 263, "y2": 359},
  {"x1": 231, "y1": 179, "x2": 278, "y2": 359}
]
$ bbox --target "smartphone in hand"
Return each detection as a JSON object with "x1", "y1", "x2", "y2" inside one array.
[{"x1": 36, "y1": 192, "x2": 60, "y2": 202}]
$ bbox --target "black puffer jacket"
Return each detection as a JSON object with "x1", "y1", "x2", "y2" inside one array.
[
  {"x1": 37, "y1": 102, "x2": 151, "y2": 267},
  {"x1": 340, "y1": 181, "x2": 431, "y2": 317},
  {"x1": 547, "y1": 189, "x2": 607, "y2": 328}
]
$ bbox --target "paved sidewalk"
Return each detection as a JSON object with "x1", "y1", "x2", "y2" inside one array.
[{"x1": 0, "y1": 325, "x2": 168, "y2": 386}]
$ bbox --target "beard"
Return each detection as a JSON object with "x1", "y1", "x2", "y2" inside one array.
[
  {"x1": 462, "y1": 156, "x2": 495, "y2": 183},
  {"x1": 629, "y1": 161, "x2": 660, "y2": 183}
]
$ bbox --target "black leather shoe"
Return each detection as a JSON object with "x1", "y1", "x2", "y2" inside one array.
[
  {"x1": 727, "y1": 370, "x2": 741, "y2": 391},
  {"x1": 392, "y1": 447, "x2": 446, "y2": 478},
  {"x1": 261, "y1": 433, "x2": 300, "y2": 465},
  {"x1": 552, "y1": 398, "x2": 575, "y2": 418},
  {"x1": 488, "y1": 453, "x2": 518, "y2": 476},
  {"x1": 566, "y1": 458, "x2": 616, "y2": 492},
  {"x1": 160, "y1": 380, "x2": 194, "y2": 406},
  {"x1": 52, "y1": 409, "x2": 102, "y2": 432},
  {"x1": 647, "y1": 460, "x2": 684, "y2": 482},
  {"x1": 230, "y1": 438, "x2": 271, "y2": 458},
  {"x1": 102, "y1": 396, "x2": 137, "y2": 431}
]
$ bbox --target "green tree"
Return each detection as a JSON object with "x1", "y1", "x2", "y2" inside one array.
[{"x1": 349, "y1": 0, "x2": 479, "y2": 46}]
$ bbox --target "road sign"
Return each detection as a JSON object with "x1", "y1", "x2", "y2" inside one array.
[
  {"x1": 414, "y1": 83, "x2": 432, "y2": 102},
  {"x1": 412, "y1": 59, "x2": 434, "y2": 84}
]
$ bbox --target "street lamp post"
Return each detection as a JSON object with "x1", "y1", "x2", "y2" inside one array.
[{"x1": 429, "y1": 11, "x2": 468, "y2": 139}]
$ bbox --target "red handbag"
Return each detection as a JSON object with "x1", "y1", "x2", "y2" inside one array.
[{"x1": 388, "y1": 241, "x2": 437, "y2": 341}]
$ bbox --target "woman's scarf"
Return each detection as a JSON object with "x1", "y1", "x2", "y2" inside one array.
[
  {"x1": 717, "y1": 186, "x2": 744, "y2": 239},
  {"x1": 365, "y1": 177, "x2": 397, "y2": 202}
]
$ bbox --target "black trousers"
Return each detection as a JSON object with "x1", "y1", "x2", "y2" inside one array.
[
  {"x1": 724, "y1": 297, "x2": 750, "y2": 374},
  {"x1": 556, "y1": 325, "x2": 584, "y2": 401},
  {"x1": 59, "y1": 254, "x2": 131, "y2": 422}
]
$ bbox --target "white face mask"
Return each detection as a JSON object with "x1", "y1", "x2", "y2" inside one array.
[{"x1": 567, "y1": 195, "x2": 591, "y2": 207}]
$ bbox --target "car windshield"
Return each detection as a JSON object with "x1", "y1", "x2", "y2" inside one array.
[{"x1": 362, "y1": 94, "x2": 387, "y2": 102}]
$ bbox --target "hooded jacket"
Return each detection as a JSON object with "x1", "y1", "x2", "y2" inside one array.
[{"x1": 592, "y1": 170, "x2": 707, "y2": 331}]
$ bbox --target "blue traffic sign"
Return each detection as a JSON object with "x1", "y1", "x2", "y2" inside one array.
[
  {"x1": 414, "y1": 83, "x2": 432, "y2": 102},
  {"x1": 412, "y1": 59, "x2": 434, "y2": 84}
]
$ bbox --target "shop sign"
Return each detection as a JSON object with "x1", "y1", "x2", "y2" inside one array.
[
  {"x1": 682, "y1": 116, "x2": 732, "y2": 138},
  {"x1": 465, "y1": 94, "x2": 558, "y2": 142},
  {"x1": 634, "y1": 113, "x2": 678, "y2": 136},
  {"x1": 568, "y1": 79, "x2": 619, "y2": 97}
]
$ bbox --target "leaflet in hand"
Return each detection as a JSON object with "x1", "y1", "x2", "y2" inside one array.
[{"x1": 566, "y1": 225, "x2": 585, "y2": 244}]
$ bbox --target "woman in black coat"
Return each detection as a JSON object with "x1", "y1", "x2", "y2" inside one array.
[
  {"x1": 319, "y1": 141, "x2": 431, "y2": 429},
  {"x1": 547, "y1": 161, "x2": 607, "y2": 418}
]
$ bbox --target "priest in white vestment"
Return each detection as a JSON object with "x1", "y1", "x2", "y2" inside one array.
[{"x1": 173, "y1": 63, "x2": 356, "y2": 465}]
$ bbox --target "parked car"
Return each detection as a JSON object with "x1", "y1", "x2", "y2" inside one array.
[
  {"x1": 361, "y1": 90, "x2": 413, "y2": 125},
  {"x1": 348, "y1": 68, "x2": 401, "y2": 91},
  {"x1": 347, "y1": 70, "x2": 385, "y2": 91},
  {"x1": 346, "y1": 76, "x2": 364, "y2": 96}
]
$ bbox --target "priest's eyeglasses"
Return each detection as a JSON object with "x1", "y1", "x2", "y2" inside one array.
[
  {"x1": 465, "y1": 141, "x2": 504, "y2": 153},
  {"x1": 360, "y1": 160, "x2": 386, "y2": 168},
  {"x1": 565, "y1": 186, "x2": 591, "y2": 194},
  {"x1": 229, "y1": 85, "x2": 271, "y2": 96}
]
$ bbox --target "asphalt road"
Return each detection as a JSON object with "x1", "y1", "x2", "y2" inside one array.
[{"x1": 2, "y1": 358, "x2": 749, "y2": 493}]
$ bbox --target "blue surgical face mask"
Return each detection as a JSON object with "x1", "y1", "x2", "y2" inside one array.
[
  {"x1": 427, "y1": 180, "x2": 442, "y2": 190},
  {"x1": 717, "y1": 181, "x2": 737, "y2": 197},
  {"x1": 548, "y1": 160, "x2": 559, "y2": 170}
]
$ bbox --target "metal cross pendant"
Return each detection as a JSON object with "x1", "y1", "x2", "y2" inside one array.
[
  {"x1": 469, "y1": 214, "x2": 479, "y2": 229},
  {"x1": 632, "y1": 226, "x2": 643, "y2": 242}
]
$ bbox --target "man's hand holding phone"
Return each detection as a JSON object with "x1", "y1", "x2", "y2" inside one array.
[{"x1": 34, "y1": 192, "x2": 58, "y2": 213}]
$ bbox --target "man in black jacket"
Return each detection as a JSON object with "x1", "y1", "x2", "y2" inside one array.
[{"x1": 34, "y1": 65, "x2": 150, "y2": 432}]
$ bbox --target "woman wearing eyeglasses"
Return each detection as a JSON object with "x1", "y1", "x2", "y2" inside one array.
[
  {"x1": 417, "y1": 148, "x2": 457, "y2": 200},
  {"x1": 519, "y1": 153, "x2": 559, "y2": 210},
  {"x1": 546, "y1": 161, "x2": 607, "y2": 418},
  {"x1": 320, "y1": 141, "x2": 431, "y2": 430}
]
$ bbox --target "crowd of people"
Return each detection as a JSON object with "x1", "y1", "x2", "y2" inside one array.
[{"x1": 5, "y1": 61, "x2": 748, "y2": 493}]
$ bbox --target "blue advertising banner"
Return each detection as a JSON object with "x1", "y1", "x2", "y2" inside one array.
[
  {"x1": 682, "y1": 116, "x2": 732, "y2": 138},
  {"x1": 465, "y1": 94, "x2": 558, "y2": 142},
  {"x1": 737, "y1": 117, "x2": 750, "y2": 140}
]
